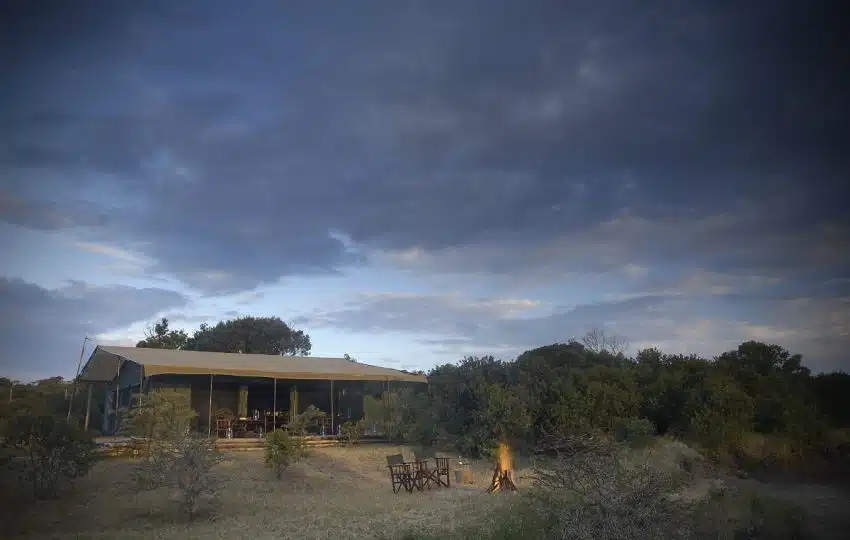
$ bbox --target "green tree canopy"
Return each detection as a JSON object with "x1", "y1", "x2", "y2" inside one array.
[
  {"x1": 185, "y1": 316, "x2": 311, "y2": 356},
  {"x1": 136, "y1": 318, "x2": 189, "y2": 349},
  {"x1": 135, "y1": 316, "x2": 311, "y2": 356}
]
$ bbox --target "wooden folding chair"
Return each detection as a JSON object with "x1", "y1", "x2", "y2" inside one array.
[
  {"x1": 434, "y1": 456, "x2": 451, "y2": 487},
  {"x1": 412, "y1": 448, "x2": 440, "y2": 489},
  {"x1": 386, "y1": 454, "x2": 413, "y2": 494}
]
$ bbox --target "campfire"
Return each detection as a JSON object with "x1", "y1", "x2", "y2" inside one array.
[{"x1": 487, "y1": 442, "x2": 517, "y2": 493}]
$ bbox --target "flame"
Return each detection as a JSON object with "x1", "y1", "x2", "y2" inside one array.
[
  {"x1": 489, "y1": 441, "x2": 517, "y2": 492},
  {"x1": 497, "y1": 442, "x2": 512, "y2": 472}
]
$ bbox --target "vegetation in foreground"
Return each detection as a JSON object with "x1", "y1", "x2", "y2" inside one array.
[
  {"x1": 393, "y1": 435, "x2": 813, "y2": 540},
  {"x1": 1, "y1": 413, "x2": 96, "y2": 499}
]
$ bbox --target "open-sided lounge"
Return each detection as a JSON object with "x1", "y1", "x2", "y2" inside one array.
[{"x1": 78, "y1": 345, "x2": 427, "y2": 437}]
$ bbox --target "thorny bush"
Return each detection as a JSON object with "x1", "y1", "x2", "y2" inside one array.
[
  {"x1": 526, "y1": 432, "x2": 689, "y2": 539},
  {"x1": 135, "y1": 433, "x2": 225, "y2": 520},
  {"x1": 2, "y1": 413, "x2": 97, "y2": 499}
]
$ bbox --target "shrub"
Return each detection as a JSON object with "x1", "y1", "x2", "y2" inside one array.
[
  {"x1": 526, "y1": 433, "x2": 689, "y2": 539},
  {"x1": 264, "y1": 428, "x2": 304, "y2": 479},
  {"x1": 135, "y1": 433, "x2": 224, "y2": 519},
  {"x1": 340, "y1": 419, "x2": 367, "y2": 446},
  {"x1": 1, "y1": 413, "x2": 97, "y2": 499},
  {"x1": 288, "y1": 405, "x2": 325, "y2": 438},
  {"x1": 614, "y1": 417, "x2": 656, "y2": 448},
  {"x1": 120, "y1": 389, "x2": 197, "y2": 443}
]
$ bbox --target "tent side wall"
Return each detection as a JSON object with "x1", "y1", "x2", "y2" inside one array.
[{"x1": 102, "y1": 360, "x2": 144, "y2": 434}]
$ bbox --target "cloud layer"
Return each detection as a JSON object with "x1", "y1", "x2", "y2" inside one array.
[
  {"x1": 1, "y1": 1, "x2": 847, "y2": 376},
  {"x1": 3, "y1": 1, "x2": 847, "y2": 293},
  {"x1": 298, "y1": 284, "x2": 850, "y2": 373},
  {"x1": 0, "y1": 278, "x2": 187, "y2": 380}
]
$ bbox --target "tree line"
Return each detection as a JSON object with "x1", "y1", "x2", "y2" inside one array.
[
  {"x1": 376, "y1": 333, "x2": 850, "y2": 474},
  {"x1": 3, "y1": 316, "x2": 849, "y2": 477}
]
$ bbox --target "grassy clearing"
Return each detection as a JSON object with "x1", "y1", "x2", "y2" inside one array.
[
  {"x1": 2, "y1": 440, "x2": 847, "y2": 539},
  {"x1": 2, "y1": 445, "x2": 521, "y2": 540}
]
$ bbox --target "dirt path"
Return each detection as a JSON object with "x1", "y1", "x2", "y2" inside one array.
[{"x1": 729, "y1": 477, "x2": 850, "y2": 539}]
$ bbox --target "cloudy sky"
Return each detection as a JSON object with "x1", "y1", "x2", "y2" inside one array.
[{"x1": 2, "y1": 1, "x2": 848, "y2": 381}]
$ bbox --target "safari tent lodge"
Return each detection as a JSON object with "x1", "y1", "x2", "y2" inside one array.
[{"x1": 78, "y1": 346, "x2": 427, "y2": 437}]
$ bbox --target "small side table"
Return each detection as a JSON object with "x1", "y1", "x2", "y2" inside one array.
[{"x1": 454, "y1": 458, "x2": 474, "y2": 485}]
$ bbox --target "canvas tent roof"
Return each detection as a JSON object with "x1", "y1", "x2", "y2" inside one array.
[{"x1": 79, "y1": 345, "x2": 427, "y2": 383}]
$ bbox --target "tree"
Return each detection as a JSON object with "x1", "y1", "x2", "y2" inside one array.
[
  {"x1": 136, "y1": 318, "x2": 189, "y2": 350},
  {"x1": 715, "y1": 342, "x2": 814, "y2": 435},
  {"x1": 0, "y1": 377, "x2": 73, "y2": 420},
  {"x1": 581, "y1": 328, "x2": 628, "y2": 356},
  {"x1": 185, "y1": 316, "x2": 311, "y2": 355}
]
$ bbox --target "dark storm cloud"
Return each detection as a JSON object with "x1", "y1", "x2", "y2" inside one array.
[
  {"x1": 1, "y1": 0, "x2": 848, "y2": 292},
  {"x1": 0, "y1": 278, "x2": 188, "y2": 380},
  {"x1": 0, "y1": 192, "x2": 109, "y2": 230}
]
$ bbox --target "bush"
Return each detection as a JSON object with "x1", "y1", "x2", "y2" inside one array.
[
  {"x1": 1, "y1": 413, "x2": 97, "y2": 499},
  {"x1": 264, "y1": 428, "x2": 304, "y2": 479},
  {"x1": 135, "y1": 433, "x2": 224, "y2": 519},
  {"x1": 287, "y1": 405, "x2": 325, "y2": 438},
  {"x1": 526, "y1": 434, "x2": 688, "y2": 539},
  {"x1": 340, "y1": 419, "x2": 366, "y2": 446},
  {"x1": 614, "y1": 417, "x2": 656, "y2": 448},
  {"x1": 120, "y1": 389, "x2": 197, "y2": 443}
]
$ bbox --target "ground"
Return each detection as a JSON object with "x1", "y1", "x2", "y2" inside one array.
[
  {"x1": 728, "y1": 477, "x2": 850, "y2": 540},
  {"x1": 4, "y1": 444, "x2": 527, "y2": 540},
  {"x1": 5, "y1": 442, "x2": 850, "y2": 539}
]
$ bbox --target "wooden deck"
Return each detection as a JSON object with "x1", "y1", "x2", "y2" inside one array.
[
  {"x1": 216, "y1": 435, "x2": 389, "y2": 451},
  {"x1": 94, "y1": 435, "x2": 389, "y2": 455}
]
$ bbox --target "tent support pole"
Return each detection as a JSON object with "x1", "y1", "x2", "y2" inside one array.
[
  {"x1": 384, "y1": 378, "x2": 389, "y2": 439},
  {"x1": 208, "y1": 374, "x2": 214, "y2": 437},
  {"x1": 138, "y1": 367, "x2": 144, "y2": 407},
  {"x1": 66, "y1": 336, "x2": 90, "y2": 423},
  {"x1": 330, "y1": 380, "x2": 334, "y2": 436},
  {"x1": 113, "y1": 359, "x2": 124, "y2": 435},
  {"x1": 272, "y1": 378, "x2": 277, "y2": 431},
  {"x1": 84, "y1": 383, "x2": 93, "y2": 431}
]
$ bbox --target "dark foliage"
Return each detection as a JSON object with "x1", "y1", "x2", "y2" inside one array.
[
  {"x1": 385, "y1": 333, "x2": 850, "y2": 475},
  {"x1": 136, "y1": 315, "x2": 311, "y2": 356},
  {"x1": 1, "y1": 414, "x2": 97, "y2": 499}
]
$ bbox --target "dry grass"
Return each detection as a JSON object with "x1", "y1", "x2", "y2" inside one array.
[{"x1": 4, "y1": 444, "x2": 523, "y2": 540}]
